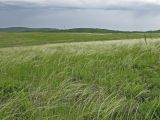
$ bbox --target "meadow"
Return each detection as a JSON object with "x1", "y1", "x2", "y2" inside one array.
[
  {"x1": 0, "y1": 32, "x2": 160, "y2": 48},
  {"x1": 0, "y1": 32, "x2": 160, "y2": 120}
]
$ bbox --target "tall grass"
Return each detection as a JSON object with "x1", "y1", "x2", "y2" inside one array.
[{"x1": 0, "y1": 41, "x2": 160, "y2": 119}]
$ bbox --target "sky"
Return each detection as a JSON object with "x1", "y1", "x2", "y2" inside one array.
[{"x1": 0, "y1": 0, "x2": 160, "y2": 31}]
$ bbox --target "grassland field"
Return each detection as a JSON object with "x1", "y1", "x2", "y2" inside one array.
[
  {"x1": 0, "y1": 32, "x2": 160, "y2": 120},
  {"x1": 0, "y1": 32, "x2": 160, "y2": 48}
]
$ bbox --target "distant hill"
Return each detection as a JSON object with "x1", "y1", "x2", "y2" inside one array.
[
  {"x1": 0, "y1": 27, "x2": 125, "y2": 33},
  {"x1": 147, "y1": 30, "x2": 160, "y2": 33},
  {"x1": 0, "y1": 27, "x2": 59, "y2": 32},
  {"x1": 0, "y1": 27, "x2": 159, "y2": 33},
  {"x1": 62, "y1": 28, "x2": 122, "y2": 33},
  {"x1": 0, "y1": 27, "x2": 121, "y2": 33}
]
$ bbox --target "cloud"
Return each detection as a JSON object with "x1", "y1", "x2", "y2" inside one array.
[
  {"x1": 0, "y1": 0, "x2": 160, "y2": 10},
  {"x1": 0, "y1": 0, "x2": 160, "y2": 30}
]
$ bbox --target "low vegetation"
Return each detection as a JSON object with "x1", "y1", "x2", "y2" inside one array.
[
  {"x1": 0, "y1": 32, "x2": 160, "y2": 48},
  {"x1": 0, "y1": 38, "x2": 160, "y2": 119}
]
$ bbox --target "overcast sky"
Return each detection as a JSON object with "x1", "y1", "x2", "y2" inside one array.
[{"x1": 0, "y1": 0, "x2": 160, "y2": 31}]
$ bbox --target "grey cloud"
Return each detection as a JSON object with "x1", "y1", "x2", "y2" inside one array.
[
  {"x1": 0, "y1": 0, "x2": 160, "y2": 11},
  {"x1": 0, "y1": 0, "x2": 160, "y2": 31}
]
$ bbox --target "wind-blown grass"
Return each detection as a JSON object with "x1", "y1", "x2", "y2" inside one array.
[{"x1": 0, "y1": 40, "x2": 160, "y2": 119}]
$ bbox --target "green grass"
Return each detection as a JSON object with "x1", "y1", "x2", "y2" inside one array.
[
  {"x1": 0, "y1": 39, "x2": 160, "y2": 119},
  {"x1": 0, "y1": 32, "x2": 160, "y2": 48}
]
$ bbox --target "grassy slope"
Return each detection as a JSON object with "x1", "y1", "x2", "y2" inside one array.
[
  {"x1": 0, "y1": 32, "x2": 160, "y2": 48},
  {"x1": 0, "y1": 40, "x2": 160, "y2": 120}
]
